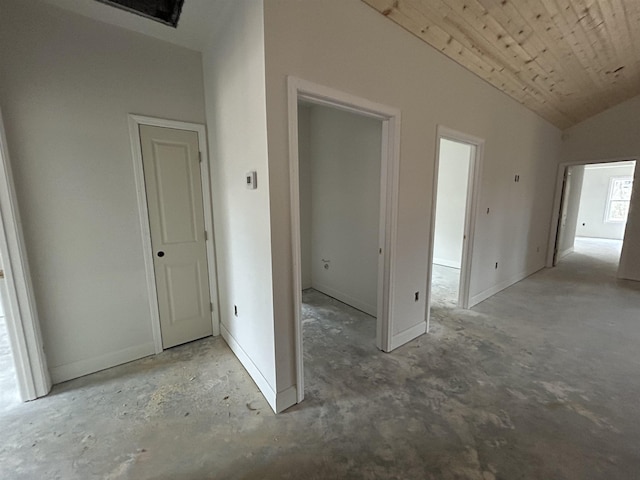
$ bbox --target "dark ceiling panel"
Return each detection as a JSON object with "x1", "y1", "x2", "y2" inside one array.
[{"x1": 95, "y1": 0, "x2": 185, "y2": 27}]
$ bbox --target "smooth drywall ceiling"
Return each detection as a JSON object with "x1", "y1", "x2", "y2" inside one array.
[
  {"x1": 556, "y1": 165, "x2": 584, "y2": 258},
  {"x1": 561, "y1": 94, "x2": 640, "y2": 281},
  {"x1": 201, "y1": 0, "x2": 280, "y2": 409},
  {"x1": 433, "y1": 139, "x2": 471, "y2": 269},
  {"x1": 262, "y1": 0, "x2": 562, "y2": 398},
  {"x1": 298, "y1": 105, "x2": 313, "y2": 290},
  {"x1": 0, "y1": 0, "x2": 206, "y2": 381},
  {"x1": 300, "y1": 104, "x2": 381, "y2": 317},
  {"x1": 576, "y1": 163, "x2": 636, "y2": 240}
]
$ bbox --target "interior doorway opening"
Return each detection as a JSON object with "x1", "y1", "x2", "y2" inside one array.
[
  {"x1": 297, "y1": 100, "x2": 383, "y2": 396},
  {"x1": 288, "y1": 78, "x2": 402, "y2": 404},
  {"x1": 430, "y1": 138, "x2": 473, "y2": 307},
  {"x1": 426, "y1": 127, "x2": 483, "y2": 329},
  {"x1": 553, "y1": 160, "x2": 636, "y2": 268},
  {"x1": 298, "y1": 101, "x2": 382, "y2": 316}
]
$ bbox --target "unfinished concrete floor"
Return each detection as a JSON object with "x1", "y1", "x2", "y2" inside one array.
[
  {"x1": 430, "y1": 263, "x2": 461, "y2": 306},
  {"x1": 1, "y1": 236, "x2": 639, "y2": 479}
]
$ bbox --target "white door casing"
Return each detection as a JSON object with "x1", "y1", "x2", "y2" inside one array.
[
  {"x1": 139, "y1": 125, "x2": 213, "y2": 349},
  {"x1": 426, "y1": 126, "x2": 484, "y2": 330},
  {"x1": 288, "y1": 77, "x2": 403, "y2": 404},
  {"x1": 0, "y1": 107, "x2": 51, "y2": 401}
]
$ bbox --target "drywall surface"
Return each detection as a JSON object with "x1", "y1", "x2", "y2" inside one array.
[
  {"x1": 202, "y1": 1, "x2": 280, "y2": 408},
  {"x1": 298, "y1": 105, "x2": 313, "y2": 290},
  {"x1": 577, "y1": 163, "x2": 635, "y2": 240},
  {"x1": 0, "y1": 0, "x2": 206, "y2": 382},
  {"x1": 301, "y1": 105, "x2": 381, "y2": 317},
  {"x1": 561, "y1": 94, "x2": 640, "y2": 281},
  {"x1": 433, "y1": 139, "x2": 471, "y2": 269},
  {"x1": 557, "y1": 165, "x2": 585, "y2": 257},
  {"x1": 263, "y1": 0, "x2": 562, "y2": 394}
]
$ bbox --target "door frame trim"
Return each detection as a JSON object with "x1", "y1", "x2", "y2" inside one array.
[
  {"x1": 546, "y1": 156, "x2": 638, "y2": 268},
  {"x1": 0, "y1": 107, "x2": 51, "y2": 401},
  {"x1": 128, "y1": 114, "x2": 220, "y2": 353},
  {"x1": 287, "y1": 76, "x2": 402, "y2": 404},
  {"x1": 426, "y1": 126, "x2": 484, "y2": 328}
]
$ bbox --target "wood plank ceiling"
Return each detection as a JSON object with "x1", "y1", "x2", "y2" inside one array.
[{"x1": 362, "y1": 0, "x2": 640, "y2": 129}]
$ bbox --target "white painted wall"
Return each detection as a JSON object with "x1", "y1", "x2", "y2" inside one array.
[
  {"x1": 298, "y1": 105, "x2": 381, "y2": 317},
  {"x1": 433, "y1": 139, "x2": 471, "y2": 269},
  {"x1": 576, "y1": 163, "x2": 635, "y2": 240},
  {"x1": 201, "y1": 1, "x2": 283, "y2": 410},
  {"x1": 561, "y1": 94, "x2": 640, "y2": 281},
  {"x1": 556, "y1": 165, "x2": 585, "y2": 258},
  {"x1": 263, "y1": 0, "x2": 562, "y2": 401},
  {"x1": 298, "y1": 105, "x2": 313, "y2": 290},
  {"x1": 0, "y1": 0, "x2": 206, "y2": 382}
]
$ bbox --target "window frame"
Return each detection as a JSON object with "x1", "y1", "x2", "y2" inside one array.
[{"x1": 605, "y1": 175, "x2": 633, "y2": 224}]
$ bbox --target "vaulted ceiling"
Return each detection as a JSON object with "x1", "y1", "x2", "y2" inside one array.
[{"x1": 362, "y1": 0, "x2": 640, "y2": 129}]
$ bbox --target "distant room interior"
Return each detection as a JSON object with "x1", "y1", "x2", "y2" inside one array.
[
  {"x1": 297, "y1": 101, "x2": 383, "y2": 380},
  {"x1": 430, "y1": 138, "x2": 472, "y2": 308},
  {"x1": 555, "y1": 161, "x2": 636, "y2": 267}
]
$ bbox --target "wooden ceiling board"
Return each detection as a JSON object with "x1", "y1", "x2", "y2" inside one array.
[{"x1": 362, "y1": 0, "x2": 640, "y2": 128}]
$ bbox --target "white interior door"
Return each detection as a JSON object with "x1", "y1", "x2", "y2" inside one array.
[{"x1": 139, "y1": 125, "x2": 212, "y2": 349}]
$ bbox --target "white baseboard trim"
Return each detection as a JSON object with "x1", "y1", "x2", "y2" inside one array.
[
  {"x1": 433, "y1": 258, "x2": 462, "y2": 269},
  {"x1": 312, "y1": 282, "x2": 377, "y2": 317},
  {"x1": 558, "y1": 246, "x2": 574, "y2": 259},
  {"x1": 388, "y1": 321, "x2": 427, "y2": 351},
  {"x1": 50, "y1": 342, "x2": 156, "y2": 384},
  {"x1": 220, "y1": 323, "x2": 282, "y2": 413},
  {"x1": 469, "y1": 264, "x2": 544, "y2": 308}
]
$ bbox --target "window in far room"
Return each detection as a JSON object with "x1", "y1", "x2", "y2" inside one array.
[{"x1": 606, "y1": 176, "x2": 633, "y2": 223}]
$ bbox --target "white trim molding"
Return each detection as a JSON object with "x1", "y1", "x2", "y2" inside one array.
[
  {"x1": 51, "y1": 342, "x2": 156, "y2": 384},
  {"x1": 220, "y1": 324, "x2": 296, "y2": 414},
  {"x1": 287, "y1": 76, "x2": 402, "y2": 405},
  {"x1": 0, "y1": 108, "x2": 51, "y2": 401},
  {"x1": 128, "y1": 114, "x2": 221, "y2": 353},
  {"x1": 470, "y1": 264, "x2": 544, "y2": 307}
]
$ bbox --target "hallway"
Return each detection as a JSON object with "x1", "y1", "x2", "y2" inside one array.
[{"x1": 1, "y1": 238, "x2": 639, "y2": 479}]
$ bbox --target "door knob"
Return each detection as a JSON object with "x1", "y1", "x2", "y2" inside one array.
[{"x1": 157, "y1": 251, "x2": 165, "y2": 258}]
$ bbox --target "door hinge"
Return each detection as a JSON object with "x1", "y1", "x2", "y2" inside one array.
[
  {"x1": 199, "y1": 151, "x2": 202, "y2": 163},
  {"x1": 0, "y1": 269, "x2": 4, "y2": 279},
  {"x1": 204, "y1": 230, "x2": 208, "y2": 241},
  {"x1": 210, "y1": 302, "x2": 213, "y2": 312}
]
